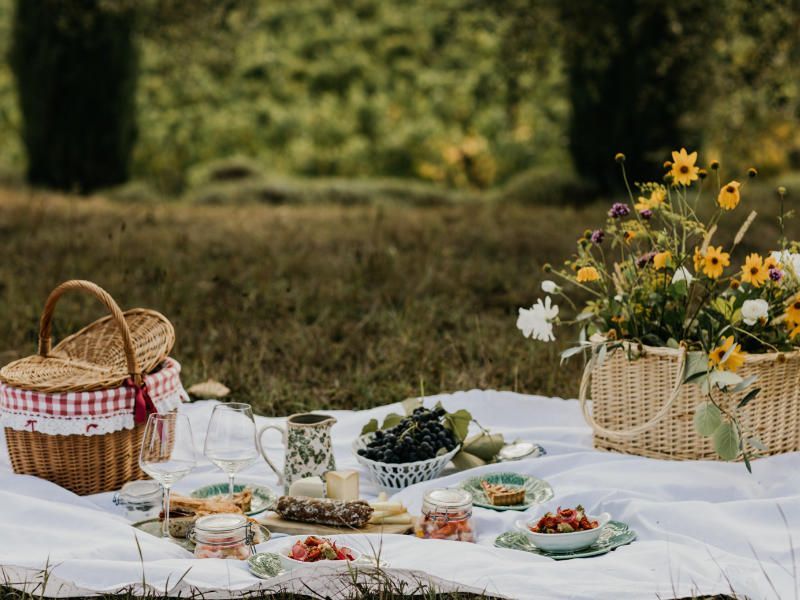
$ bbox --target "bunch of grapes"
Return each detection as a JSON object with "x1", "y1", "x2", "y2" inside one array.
[{"x1": 358, "y1": 406, "x2": 458, "y2": 464}]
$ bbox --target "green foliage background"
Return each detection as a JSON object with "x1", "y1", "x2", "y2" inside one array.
[{"x1": 0, "y1": 0, "x2": 798, "y2": 195}]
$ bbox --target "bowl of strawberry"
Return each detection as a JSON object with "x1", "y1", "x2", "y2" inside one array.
[
  {"x1": 279, "y1": 536, "x2": 361, "y2": 569},
  {"x1": 515, "y1": 505, "x2": 610, "y2": 553}
]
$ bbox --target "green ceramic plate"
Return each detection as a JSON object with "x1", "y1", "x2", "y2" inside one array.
[
  {"x1": 494, "y1": 520, "x2": 636, "y2": 559},
  {"x1": 459, "y1": 472, "x2": 554, "y2": 511},
  {"x1": 248, "y1": 553, "x2": 286, "y2": 579},
  {"x1": 190, "y1": 483, "x2": 277, "y2": 516}
]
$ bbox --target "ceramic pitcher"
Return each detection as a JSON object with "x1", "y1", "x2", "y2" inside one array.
[{"x1": 257, "y1": 413, "x2": 337, "y2": 492}]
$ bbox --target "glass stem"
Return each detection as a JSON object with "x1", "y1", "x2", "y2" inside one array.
[
  {"x1": 228, "y1": 473, "x2": 235, "y2": 499},
  {"x1": 162, "y1": 484, "x2": 172, "y2": 538}
]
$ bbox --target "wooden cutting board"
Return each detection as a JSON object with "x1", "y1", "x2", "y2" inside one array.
[{"x1": 258, "y1": 512, "x2": 416, "y2": 536}]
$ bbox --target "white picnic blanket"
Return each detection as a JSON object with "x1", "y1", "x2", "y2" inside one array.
[{"x1": 1, "y1": 391, "x2": 798, "y2": 599}]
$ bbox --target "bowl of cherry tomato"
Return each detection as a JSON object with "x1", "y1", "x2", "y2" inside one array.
[{"x1": 515, "y1": 505, "x2": 610, "y2": 553}]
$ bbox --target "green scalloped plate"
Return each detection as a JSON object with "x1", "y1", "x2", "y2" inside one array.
[
  {"x1": 459, "y1": 472, "x2": 554, "y2": 511},
  {"x1": 190, "y1": 483, "x2": 277, "y2": 516},
  {"x1": 494, "y1": 520, "x2": 636, "y2": 559}
]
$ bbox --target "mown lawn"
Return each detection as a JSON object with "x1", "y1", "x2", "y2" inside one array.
[{"x1": 0, "y1": 186, "x2": 592, "y2": 414}]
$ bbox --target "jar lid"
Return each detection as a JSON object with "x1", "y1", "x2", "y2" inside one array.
[
  {"x1": 195, "y1": 513, "x2": 248, "y2": 533},
  {"x1": 497, "y1": 441, "x2": 539, "y2": 461},
  {"x1": 423, "y1": 488, "x2": 472, "y2": 508},
  {"x1": 118, "y1": 480, "x2": 161, "y2": 502}
]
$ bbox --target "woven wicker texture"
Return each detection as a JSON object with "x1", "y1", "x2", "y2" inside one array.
[
  {"x1": 0, "y1": 280, "x2": 174, "y2": 392},
  {"x1": 353, "y1": 434, "x2": 460, "y2": 489},
  {"x1": 580, "y1": 343, "x2": 800, "y2": 460},
  {"x1": 5, "y1": 422, "x2": 148, "y2": 495}
]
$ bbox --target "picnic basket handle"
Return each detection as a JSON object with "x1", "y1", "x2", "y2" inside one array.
[
  {"x1": 37, "y1": 280, "x2": 140, "y2": 382},
  {"x1": 578, "y1": 345, "x2": 686, "y2": 438}
]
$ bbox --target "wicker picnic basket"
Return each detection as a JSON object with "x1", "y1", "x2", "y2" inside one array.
[
  {"x1": 579, "y1": 342, "x2": 800, "y2": 460},
  {"x1": 0, "y1": 280, "x2": 182, "y2": 495}
]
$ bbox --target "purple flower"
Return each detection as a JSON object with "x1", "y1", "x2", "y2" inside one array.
[
  {"x1": 608, "y1": 202, "x2": 631, "y2": 218},
  {"x1": 769, "y1": 267, "x2": 783, "y2": 282},
  {"x1": 590, "y1": 229, "x2": 605, "y2": 244},
  {"x1": 636, "y1": 251, "x2": 656, "y2": 268},
  {"x1": 640, "y1": 209, "x2": 653, "y2": 220}
]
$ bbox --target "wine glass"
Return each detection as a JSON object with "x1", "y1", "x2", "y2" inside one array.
[
  {"x1": 204, "y1": 403, "x2": 259, "y2": 499},
  {"x1": 139, "y1": 412, "x2": 196, "y2": 539}
]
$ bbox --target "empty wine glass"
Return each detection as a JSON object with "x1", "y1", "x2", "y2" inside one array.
[
  {"x1": 204, "y1": 403, "x2": 259, "y2": 499},
  {"x1": 139, "y1": 412, "x2": 196, "y2": 539}
]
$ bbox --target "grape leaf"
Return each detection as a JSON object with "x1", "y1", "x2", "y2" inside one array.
[
  {"x1": 401, "y1": 397, "x2": 423, "y2": 415},
  {"x1": 360, "y1": 419, "x2": 379, "y2": 435},
  {"x1": 693, "y1": 402, "x2": 722, "y2": 436},
  {"x1": 381, "y1": 413, "x2": 404, "y2": 430},
  {"x1": 443, "y1": 409, "x2": 472, "y2": 442}
]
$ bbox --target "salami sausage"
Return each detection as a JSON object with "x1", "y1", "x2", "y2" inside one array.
[{"x1": 275, "y1": 496, "x2": 373, "y2": 528}]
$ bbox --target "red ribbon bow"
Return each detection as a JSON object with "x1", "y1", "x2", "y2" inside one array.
[{"x1": 127, "y1": 377, "x2": 156, "y2": 424}]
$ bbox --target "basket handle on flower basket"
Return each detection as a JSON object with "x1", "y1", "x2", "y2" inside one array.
[
  {"x1": 37, "y1": 280, "x2": 142, "y2": 384},
  {"x1": 578, "y1": 345, "x2": 687, "y2": 438}
]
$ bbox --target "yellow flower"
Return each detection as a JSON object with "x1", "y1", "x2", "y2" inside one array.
[
  {"x1": 635, "y1": 188, "x2": 666, "y2": 211},
  {"x1": 653, "y1": 251, "x2": 671, "y2": 270},
  {"x1": 741, "y1": 253, "x2": 768, "y2": 288},
  {"x1": 576, "y1": 266, "x2": 600, "y2": 283},
  {"x1": 693, "y1": 247, "x2": 705, "y2": 272},
  {"x1": 703, "y1": 246, "x2": 730, "y2": 279},
  {"x1": 765, "y1": 256, "x2": 780, "y2": 270},
  {"x1": 790, "y1": 322, "x2": 800, "y2": 340},
  {"x1": 717, "y1": 181, "x2": 741, "y2": 210},
  {"x1": 786, "y1": 297, "x2": 800, "y2": 326},
  {"x1": 708, "y1": 336, "x2": 746, "y2": 372},
  {"x1": 670, "y1": 148, "x2": 700, "y2": 186},
  {"x1": 623, "y1": 230, "x2": 636, "y2": 244}
]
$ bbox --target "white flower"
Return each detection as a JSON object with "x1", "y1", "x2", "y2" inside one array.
[
  {"x1": 741, "y1": 299, "x2": 769, "y2": 326},
  {"x1": 614, "y1": 294, "x2": 624, "y2": 303},
  {"x1": 517, "y1": 296, "x2": 559, "y2": 342},
  {"x1": 541, "y1": 280, "x2": 560, "y2": 294},
  {"x1": 770, "y1": 251, "x2": 800, "y2": 277},
  {"x1": 671, "y1": 267, "x2": 694, "y2": 285}
]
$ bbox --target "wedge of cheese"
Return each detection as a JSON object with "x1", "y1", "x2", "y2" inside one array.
[{"x1": 325, "y1": 470, "x2": 359, "y2": 501}]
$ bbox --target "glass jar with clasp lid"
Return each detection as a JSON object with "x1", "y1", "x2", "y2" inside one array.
[
  {"x1": 113, "y1": 480, "x2": 162, "y2": 521},
  {"x1": 415, "y1": 488, "x2": 475, "y2": 542},
  {"x1": 190, "y1": 513, "x2": 269, "y2": 560}
]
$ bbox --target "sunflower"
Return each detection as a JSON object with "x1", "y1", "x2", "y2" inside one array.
[
  {"x1": 653, "y1": 251, "x2": 671, "y2": 270},
  {"x1": 790, "y1": 322, "x2": 800, "y2": 340},
  {"x1": 786, "y1": 296, "x2": 800, "y2": 326},
  {"x1": 623, "y1": 230, "x2": 636, "y2": 244},
  {"x1": 693, "y1": 247, "x2": 705, "y2": 272},
  {"x1": 717, "y1": 181, "x2": 741, "y2": 210},
  {"x1": 635, "y1": 188, "x2": 667, "y2": 211},
  {"x1": 765, "y1": 255, "x2": 780, "y2": 270},
  {"x1": 708, "y1": 336, "x2": 746, "y2": 372},
  {"x1": 703, "y1": 246, "x2": 730, "y2": 279},
  {"x1": 670, "y1": 148, "x2": 700, "y2": 186},
  {"x1": 576, "y1": 266, "x2": 600, "y2": 283},
  {"x1": 741, "y1": 253, "x2": 768, "y2": 287}
]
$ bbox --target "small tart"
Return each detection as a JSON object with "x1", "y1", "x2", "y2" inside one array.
[{"x1": 480, "y1": 480, "x2": 526, "y2": 506}]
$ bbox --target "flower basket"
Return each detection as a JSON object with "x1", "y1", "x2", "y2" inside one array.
[
  {"x1": 580, "y1": 342, "x2": 800, "y2": 460},
  {"x1": 0, "y1": 280, "x2": 185, "y2": 495}
]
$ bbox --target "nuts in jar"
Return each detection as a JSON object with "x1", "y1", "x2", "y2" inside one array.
[
  {"x1": 415, "y1": 488, "x2": 475, "y2": 542},
  {"x1": 190, "y1": 513, "x2": 268, "y2": 560}
]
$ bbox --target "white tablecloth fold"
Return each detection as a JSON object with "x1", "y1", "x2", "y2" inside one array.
[{"x1": 1, "y1": 390, "x2": 798, "y2": 599}]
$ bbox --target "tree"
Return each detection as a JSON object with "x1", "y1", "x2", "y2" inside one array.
[
  {"x1": 558, "y1": 0, "x2": 719, "y2": 191},
  {"x1": 10, "y1": 0, "x2": 138, "y2": 193}
]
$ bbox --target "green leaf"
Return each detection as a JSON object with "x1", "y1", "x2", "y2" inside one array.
[
  {"x1": 450, "y1": 450, "x2": 486, "y2": 471},
  {"x1": 443, "y1": 409, "x2": 472, "y2": 442},
  {"x1": 693, "y1": 402, "x2": 722, "y2": 436},
  {"x1": 596, "y1": 343, "x2": 608, "y2": 367},
  {"x1": 560, "y1": 345, "x2": 586, "y2": 362},
  {"x1": 401, "y1": 397, "x2": 423, "y2": 415},
  {"x1": 701, "y1": 370, "x2": 744, "y2": 394},
  {"x1": 713, "y1": 422, "x2": 740, "y2": 461},
  {"x1": 746, "y1": 436, "x2": 767, "y2": 452},
  {"x1": 742, "y1": 450, "x2": 752, "y2": 473},
  {"x1": 683, "y1": 351, "x2": 709, "y2": 383},
  {"x1": 462, "y1": 432, "x2": 505, "y2": 461},
  {"x1": 666, "y1": 338, "x2": 680, "y2": 349},
  {"x1": 732, "y1": 375, "x2": 758, "y2": 392},
  {"x1": 381, "y1": 413, "x2": 404, "y2": 430},
  {"x1": 361, "y1": 419, "x2": 379, "y2": 435},
  {"x1": 737, "y1": 388, "x2": 760, "y2": 409}
]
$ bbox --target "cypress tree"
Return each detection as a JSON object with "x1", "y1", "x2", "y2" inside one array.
[{"x1": 9, "y1": 0, "x2": 138, "y2": 193}]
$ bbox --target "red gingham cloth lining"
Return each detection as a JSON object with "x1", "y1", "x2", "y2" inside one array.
[{"x1": 0, "y1": 358, "x2": 186, "y2": 435}]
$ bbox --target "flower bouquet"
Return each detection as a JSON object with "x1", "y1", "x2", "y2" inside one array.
[{"x1": 518, "y1": 149, "x2": 800, "y2": 467}]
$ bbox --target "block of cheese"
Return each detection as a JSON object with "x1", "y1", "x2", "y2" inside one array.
[
  {"x1": 325, "y1": 470, "x2": 359, "y2": 501},
  {"x1": 288, "y1": 476, "x2": 325, "y2": 499}
]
